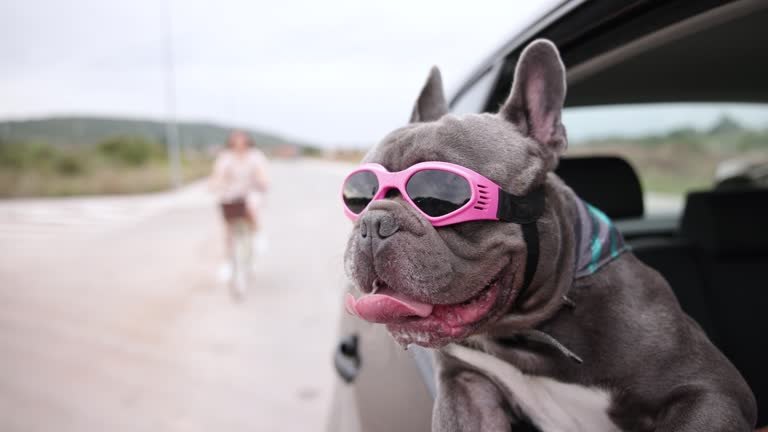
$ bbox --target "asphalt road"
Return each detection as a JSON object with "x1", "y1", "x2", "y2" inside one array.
[{"x1": 0, "y1": 159, "x2": 354, "y2": 432}]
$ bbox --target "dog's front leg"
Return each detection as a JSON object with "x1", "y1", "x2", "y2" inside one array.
[
  {"x1": 654, "y1": 386, "x2": 755, "y2": 432},
  {"x1": 432, "y1": 368, "x2": 513, "y2": 432}
]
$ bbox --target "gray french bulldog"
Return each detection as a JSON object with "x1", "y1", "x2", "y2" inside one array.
[{"x1": 343, "y1": 39, "x2": 756, "y2": 431}]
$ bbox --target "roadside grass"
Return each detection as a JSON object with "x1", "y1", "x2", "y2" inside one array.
[
  {"x1": 0, "y1": 159, "x2": 211, "y2": 197},
  {"x1": 639, "y1": 174, "x2": 712, "y2": 195},
  {"x1": 0, "y1": 136, "x2": 213, "y2": 198}
]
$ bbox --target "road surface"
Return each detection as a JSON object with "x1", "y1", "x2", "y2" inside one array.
[{"x1": 0, "y1": 159, "x2": 353, "y2": 432}]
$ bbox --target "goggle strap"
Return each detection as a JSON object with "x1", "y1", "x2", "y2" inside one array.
[
  {"x1": 520, "y1": 221, "x2": 539, "y2": 298},
  {"x1": 497, "y1": 185, "x2": 544, "y2": 297},
  {"x1": 496, "y1": 186, "x2": 545, "y2": 224}
]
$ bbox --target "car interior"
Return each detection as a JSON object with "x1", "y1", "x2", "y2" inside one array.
[{"x1": 332, "y1": 1, "x2": 768, "y2": 429}]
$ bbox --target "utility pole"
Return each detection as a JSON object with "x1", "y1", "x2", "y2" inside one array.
[{"x1": 163, "y1": 0, "x2": 182, "y2": 188}]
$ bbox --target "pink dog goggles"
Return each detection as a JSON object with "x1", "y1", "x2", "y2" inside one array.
[{"x1": 342, "y1": 161, "x2": 544, "y2": 226}]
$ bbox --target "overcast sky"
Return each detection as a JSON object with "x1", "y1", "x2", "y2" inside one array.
[
  {"x1": 4, "y1": 0, "x2": 767, "y2": 148},
  {"x1": 0, "y1": 0, "x2": 557, "y2": 147}
]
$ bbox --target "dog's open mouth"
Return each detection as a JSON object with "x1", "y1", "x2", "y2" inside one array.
[{"x1": 345, "y1": 278, "x2": 501, "y2": 347}]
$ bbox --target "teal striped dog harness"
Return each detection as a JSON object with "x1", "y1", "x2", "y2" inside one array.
[{"x1": 573, "y1": 199, "x2": 629, "y2": 279}]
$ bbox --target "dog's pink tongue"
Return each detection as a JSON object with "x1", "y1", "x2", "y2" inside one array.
[{"x1": 345, "y1": 288, "x2": 433, "y2": 323}]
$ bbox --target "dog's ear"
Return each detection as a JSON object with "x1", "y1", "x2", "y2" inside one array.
[
  {"x1": 410, "y1": 66, "x2": 449, "y2": 123},
  {"x1": 500, "y1": 39, "x2": 567, "y2": 170}
]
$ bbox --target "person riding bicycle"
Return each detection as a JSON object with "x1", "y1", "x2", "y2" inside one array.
[{"x1": 210, "y1": 130, "x2": 269, "y2": 282}]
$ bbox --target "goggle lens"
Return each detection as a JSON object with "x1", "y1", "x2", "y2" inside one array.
[
  {"x1": 406, "y1": 170, "x2": 472, "y2": 217},
  {"x1": 343, "y1": 171, "x2": 379, "y2": 214}
]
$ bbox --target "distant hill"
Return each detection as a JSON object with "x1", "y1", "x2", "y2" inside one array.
[{"x1": 0, "y1": 116, "x2": 302, "y2": 150}]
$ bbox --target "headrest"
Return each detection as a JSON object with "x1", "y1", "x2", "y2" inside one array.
[
  {"x1": 554, "y1": 156, "x2": 644, "y2": 219},
  {"x1": 681, "y1": 189, "x2": 768, "y2": 256}
]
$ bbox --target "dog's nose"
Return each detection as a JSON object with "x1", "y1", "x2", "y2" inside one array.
[{"x1": 359, "y1": 211, "x2": 399, "y2": 239}]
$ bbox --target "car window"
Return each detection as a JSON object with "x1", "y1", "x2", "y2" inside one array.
[
  {"x1": 562, "y1": 103, "x2": 768, "y2": 215},
  {"x1": 450, "y1": 66, "x2": 497, "y2": 115}
]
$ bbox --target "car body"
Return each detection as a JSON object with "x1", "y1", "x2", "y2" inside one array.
[{"x1": 328, "y1": 1, "x2": 768, "y2": 430}]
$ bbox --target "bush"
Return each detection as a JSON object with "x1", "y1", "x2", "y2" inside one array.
[
  {"x1": 54, "y1": 153, "x2": 87, "y2": 176},
  {"x1": 0, "y1": 141, "x2": 59, "y2": 169},
  {"x1": 97, "y1": 135, "x2": 164, "y2": 166},
  {"x1": 301, "y1": 145, "x2": 323, "y2": 157}
]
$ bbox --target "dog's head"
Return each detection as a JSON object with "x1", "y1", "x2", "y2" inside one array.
[{"x1": 343, "y1": 40, "x2": 568, "y2": 348}]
